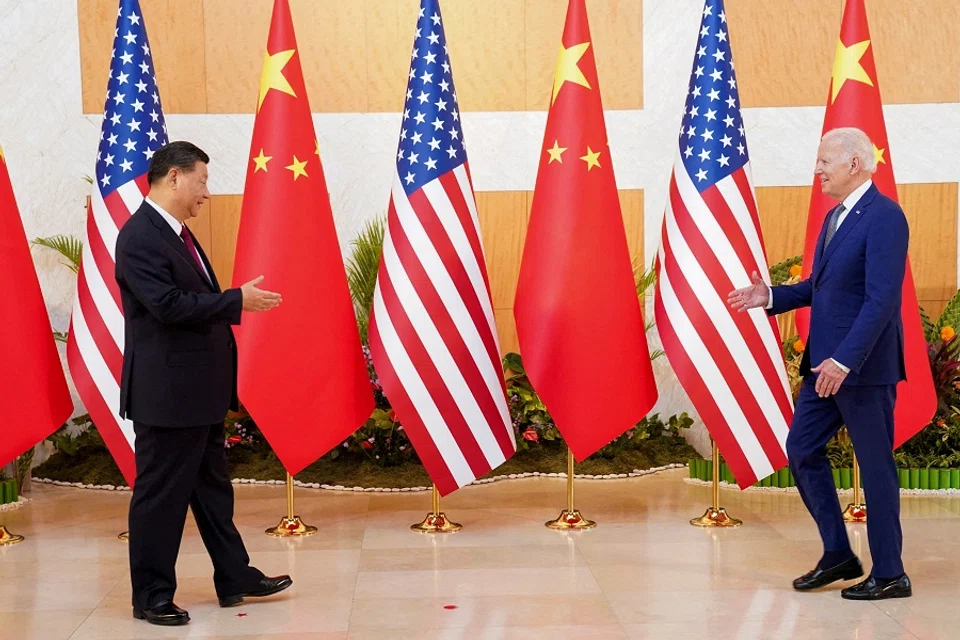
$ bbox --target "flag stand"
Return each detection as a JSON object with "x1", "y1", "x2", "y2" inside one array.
[
  {"x1": 690, "y1": 441, "x2": 742, "y2": 527},
  {"x1": 265, "y1": 473, "x2": 317, "y2": 537},
  {"x1": 0, "y1": 525, "x2": 24, "y2": 546},
  {"x1": 545, "y1": 447, "x2": 596, "y2": 530},
  {"x1": 411, "y1": 486, "x2": 461, "y2": 533},
  {"x1": 842, "y1": 453, "x2": 867, "y2": 523}
]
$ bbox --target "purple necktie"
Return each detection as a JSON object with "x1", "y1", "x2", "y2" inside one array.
[{"x1": 179, "y1": 226, "x2": 207, "y2": 277}]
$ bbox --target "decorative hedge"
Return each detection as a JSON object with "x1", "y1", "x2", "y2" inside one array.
[{"x1": 688, "y1": 459, "x2": 960, "y2": 491}]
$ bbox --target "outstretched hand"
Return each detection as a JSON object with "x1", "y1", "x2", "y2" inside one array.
[
  {"x1": 240, "y1": 276, "x2": 282, "y2": 312},
  {"x1": 727, "y1": 271, "x2": 770, "y2": 312}
]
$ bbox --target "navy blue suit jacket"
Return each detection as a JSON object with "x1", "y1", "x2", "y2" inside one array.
[
  {"x1": 769, "y1": 183, "x2": 908, "y2": 386},
  {"x1": 116, "y1": 202, "x2": 243, "y2": 427}
]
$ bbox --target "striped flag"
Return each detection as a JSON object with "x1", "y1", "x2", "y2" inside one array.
[
  {"x1": 653, "y1": 0, "x2": 791, "y2": 488},
  {"x1": 67, "y1": 0, "x2": 167, "y2": 485},
  {"x1": 368, "y1": 0, "x2": 516, "y2": 496}
]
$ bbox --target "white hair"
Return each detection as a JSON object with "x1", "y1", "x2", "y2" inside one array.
[{"x1": 821, "y1": 127, "x2": 877, "y2": 174}]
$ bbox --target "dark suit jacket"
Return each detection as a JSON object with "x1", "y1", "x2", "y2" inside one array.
[
  {"x1": 116, "y1": 201, "x2": 242, "y2": 427},
  {"x1": 769, "y1": 183, "x2": 908, "y2": 386}
]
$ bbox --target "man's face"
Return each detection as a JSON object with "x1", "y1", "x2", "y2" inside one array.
[
  {"x1": 172, "y1": 161, "x2": 210, "y2": 219},
  {"x1": 814, "y1": 139, "x2": 859, "y2": 200}
]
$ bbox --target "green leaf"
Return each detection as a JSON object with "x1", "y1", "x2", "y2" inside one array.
[
  {"x1": 344, "y1": 218, "x2": 385, "y2": 343},
  {"x1": 502, "y1": 352, "x2": 525, "y2": 375},
  {"x1": 920, "y1": 306, "x2": 939, "y2": 344},
  {"x1": 32, "y1": 235, "x2": 83, "y2": 273},
  {"x1": 936, "y1": 290, "x2": 960, "y2": 334}
]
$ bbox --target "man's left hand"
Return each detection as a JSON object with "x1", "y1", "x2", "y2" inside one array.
[{"x1": 811, "y1": 359, "x2": 848, "y2": 398}]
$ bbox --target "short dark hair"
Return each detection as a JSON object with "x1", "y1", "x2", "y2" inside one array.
[{"x1": 147, "y1": 141, "x2": 210, "y2": 185}]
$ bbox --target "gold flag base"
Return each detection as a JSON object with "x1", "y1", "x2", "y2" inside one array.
[
  {"x1": 0, "y1": 525, "x2": 24, "y2": 546},
  {"x1": 842, "y1": 503, "x2": 867, "y2": 523},
  {"x1": 690, "y1": 442, "x2": 743, "y2": 527},
  {"x1": 118, "y1": 531, "x2": 129, "y2": 541},
  {"x1": 690, "y1": 507, "x2": 742, "y2": 528},
  {"x1": 411, "y1": 486, "x2": 461, "y2": 533},
  {"x1": 265, "y1": 473, "x2": 317, "y2": 537},
  {"x1": 265, "y1": 515, "x2": 318, "y2": 537},
  {"x1": 545, "y1": 509, "x2": 596, "y2": 530},
  {"x1": 410, "y1": 512, "x2": 462, "y2": 534}
]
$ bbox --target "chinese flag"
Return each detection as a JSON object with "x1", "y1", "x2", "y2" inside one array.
[
  {"x1": 232, "y1": 0, "x2": 373, "y2": 474},
  {"x1": 514, "y1": 0, "x2": 658, "y2": 461},
  {"x1": 796, "y1": 0, "x2": 935, "y2": 447},
  {"x1": 0, "y1": 146, "x2": 72, "y2": 469}
]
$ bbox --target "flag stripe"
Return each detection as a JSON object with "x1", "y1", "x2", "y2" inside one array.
[
  {"x1": 371, "y1": 283, "x2": 473, "y2": 489},
  {"x1": 659, "y1": 210, "x2": 785, "y2": 470},
  {"x1": 91, "y1": 188, "x2": 120, "y2": 261},
  {"x1": 698, "y1": 182, "x2": 792, "y2": 417},
  {"x1": 656, "y1": 250, "x2": 775, "y2": 480},
  {"x1": 428, "y1": 171, "x2": 500, "y2": 365},
  {"x1": 390, "y1": 192, "x2": 514, "y2": 459},
  {"x1": 654, "y1": 260, "x2": 756, "y2": 480},
  {"x1": 81, "y1": 221, "x2": 124, "y2": 345},
  {"x1": 415, "y1": 182, "x2": 511, "y2": 436},
  {"x1": 448, "y1": 165, "x2": 495, "y2": 305},
  {"x1": 382, "y1": 207, "x2": 506, "y2": 470},
  {"x1": 65, "y1": 324, "x2": 136, "y2": 480},
  {"x1": 85, "y1": 205, "x2": 124, "y2": 310},
  {"x1": 75, "y1": 270, "x2": 123, "y2": 382},
  {"x1": 667, "y1": 178, "x2": 790, "y2": 457}
]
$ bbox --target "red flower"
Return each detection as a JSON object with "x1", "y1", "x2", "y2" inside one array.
[
  {"x1": 522, "y1": 428, "x2": 539, "y2": 442},
  {"x1": 360, "y1": 441, "x2": 373, "y2": 450},
  {"x1": 226, "y1": 435, "x2": 242, "y2": 444}
]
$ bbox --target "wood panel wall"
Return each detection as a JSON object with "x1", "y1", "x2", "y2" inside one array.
[{"x1": 79, "y1": 0, "x2": 644, "y2": 114}]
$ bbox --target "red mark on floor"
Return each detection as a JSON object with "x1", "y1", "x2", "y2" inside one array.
[
  {"x1": 236, "y1": 612, "x2": 248, "y2": 617},
  {"x1": 444, "y1": 605, "x2": 458, "y2": 610}
]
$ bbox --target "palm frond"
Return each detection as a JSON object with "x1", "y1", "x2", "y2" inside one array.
[
  {"x1": 32, "y1": 235, "x2": 83, "y2": 273},
  {"x1": 920, "y1": 306, "x2": 939, "y2": 344},
  {"x1": 936, "y1": 290, "x2": 960, "y2": 332},
  {"x1": 345, "y1": 218, "x2": 386, "y2": 342}
]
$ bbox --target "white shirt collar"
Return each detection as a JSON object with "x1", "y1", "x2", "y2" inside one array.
[
  {"x1": 145, "y1": 197, "x2": 183, "y2": 237},
  {"x1": 840, "y1": 179, "x2": 873, "y2": 214}
]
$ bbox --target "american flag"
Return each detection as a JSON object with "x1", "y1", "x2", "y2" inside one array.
[
  {"x1": 368, "y1": 0, "x2": 516, "y2": 496},
  {"x1": 653, "y1": 0, "x2": 791, "y2": 487},
  {"x1": 67, "y1": 0, "x2": 167, "y2": 485}
]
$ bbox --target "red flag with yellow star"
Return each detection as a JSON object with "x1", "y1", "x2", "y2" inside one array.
[
  {"x1": 796, "y1": 0, "x2": 935, "y2": 447},
  {"x1": 514, "y1": 0, "x2": 658, "y2": 460},
  {"x1": 232, "y1": 0, "x2": 373, "y2": 474},
  {"x1": 0, "y1": 146, "x2": 73, "y2": 470}
]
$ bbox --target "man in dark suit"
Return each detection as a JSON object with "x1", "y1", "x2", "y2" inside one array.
[
  {"x1": 729, "y1": 127, "x2": 911, "y2": 600},
  {"x1": 116, "y1": 141, "x2": 292, "y2": 626}
]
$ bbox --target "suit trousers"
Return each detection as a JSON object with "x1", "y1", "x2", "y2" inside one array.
[
  {"x1": 128, "y1": 423, "x2": 263, "y2": 610},
  {"x1": 786, "y1": 376, "x2": 904, "y2": 578}
]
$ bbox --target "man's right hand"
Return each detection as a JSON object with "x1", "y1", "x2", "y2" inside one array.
[
  {"x1": 240, "y1": 276, "x2": 282, "y2": 312},
  {"x1": 727, "y1": 271, "x2": 770, "y2": 312}
]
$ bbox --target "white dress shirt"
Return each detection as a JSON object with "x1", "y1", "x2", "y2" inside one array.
[
  {"x1": 766, "y1": 179, "x2": 874, "y2": 373},
  {"x1": 145, "y1": 197, "x2": 211, "y2": 281}
]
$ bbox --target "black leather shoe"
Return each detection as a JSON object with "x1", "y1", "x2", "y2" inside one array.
[
  {"x1": 793, "y1": 556, "x2": 864, "y2": 591},
  {"x1": 133, "y1": 600, "x2": 190, "y2": 626},
  {"x1": 219, "y1": 575, "x2": 293, "y2": 607},
  {"x1": 841, "y1": 574, "x2": 912, "y2": 600}
]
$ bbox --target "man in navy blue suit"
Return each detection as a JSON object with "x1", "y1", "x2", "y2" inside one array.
[{"x1": 729, "y1": 127, "x2": 911, "y2": 601}]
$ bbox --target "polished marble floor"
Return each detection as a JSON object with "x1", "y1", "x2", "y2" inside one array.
[{"x1": 1, "y1": 469, "x2": 959, "y2": 639}]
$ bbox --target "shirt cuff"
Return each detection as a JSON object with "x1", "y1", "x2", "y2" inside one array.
[
  {"x1": 831, "y1": 358, "x2": 850, "y2": 374},
  {"x1": 765, "y1": 285, "x2": 773, "y2": 310}
]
